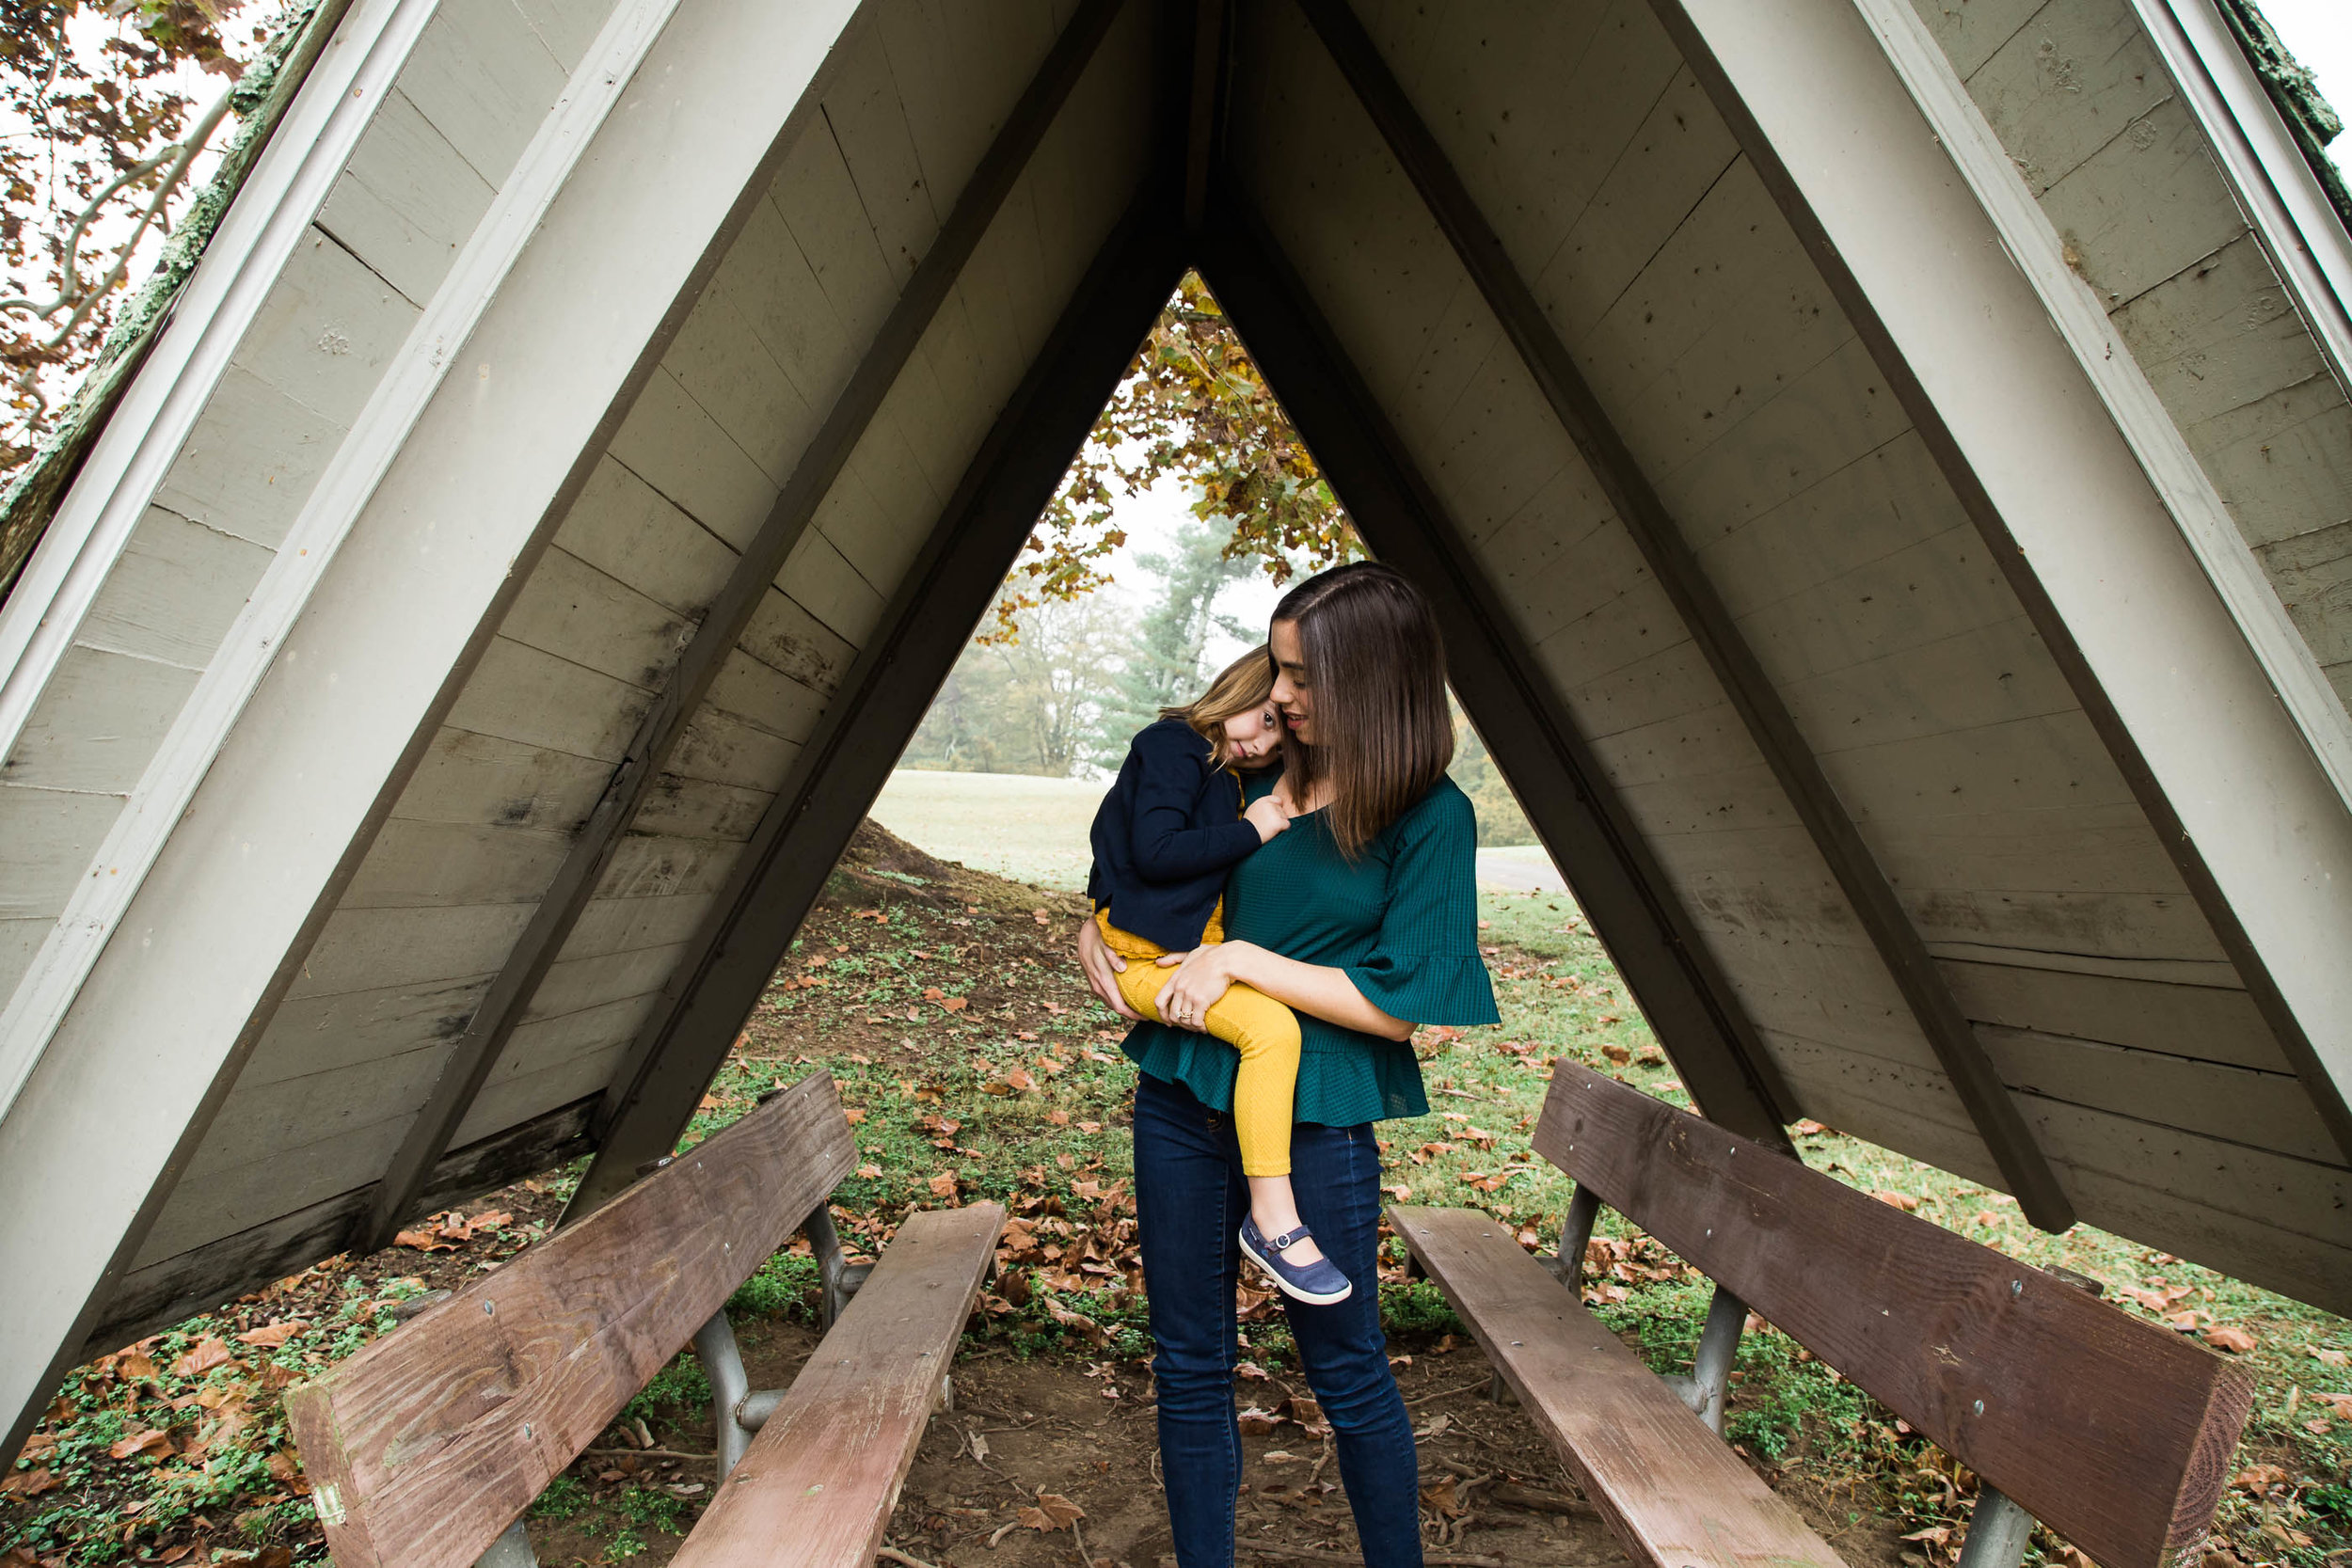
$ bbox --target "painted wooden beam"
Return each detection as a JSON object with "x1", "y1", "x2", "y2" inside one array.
[
  {"x1": 564, "y1": 206, "x2": 1186, "y2": 1221},
  {"x1": 1649, "y1": 0, "x2": 2352, "y2": 1164},
  {"x1": 0, "y1": 0, "x2": 871, "y2": 1465},
  {"x1": 0, "y1": 0, "x2": 443, "y2": 1123},
  {"x1": 358, "y1": 0, "x2": 1134, "y2": 1253},
  {"x1": 1292, "y1": 0, "x2": 2074, "y2": 1229},
  {"x1": 1193, "y1": 200, "x2": 1797, "y2": 1151}
]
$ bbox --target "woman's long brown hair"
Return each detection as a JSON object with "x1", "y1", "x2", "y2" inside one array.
[{"x1": 1272, "y1": 562, "x2": 1453, "y2": 856}]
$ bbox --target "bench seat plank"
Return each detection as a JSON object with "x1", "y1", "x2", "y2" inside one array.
[
  {"x1": 286, "y1": 1073, "x2": 855, "y2": 1568},
  {"x1": 1534, "y1": 1065, "x2": 2254, "y2": 1568},
  {"x1": 670, "y1": 1203, "x2": 1007, "y2": 1568},
  {"x1": 1390, "y1": 1206, "x2": 1845, "y2": 1568}
]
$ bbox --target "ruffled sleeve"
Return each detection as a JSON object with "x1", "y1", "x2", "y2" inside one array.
[{"x1": 1343, "y1": 781, "x2": 1501, "y2": 1026}]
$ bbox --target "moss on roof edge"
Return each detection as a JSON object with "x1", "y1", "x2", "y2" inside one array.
[
  {"x1": 2220, "y1": 0, "x2": 2352, "y2": 235},
  {"x1": 0, "y1": 0, "x2": 358, "y2": 606}
]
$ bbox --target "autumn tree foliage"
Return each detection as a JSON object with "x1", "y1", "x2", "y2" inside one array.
[
  {"x1": 2, "y1": 0, "x2": 282, "y2": 479},
  {"x1": 988, "y1": 271, "x2": 1363, "y2": 641}
]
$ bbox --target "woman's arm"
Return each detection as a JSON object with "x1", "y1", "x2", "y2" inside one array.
[
  {"x1": 1152, "y1": 941, "x2": 1415, "y2": 1041},
  {"x1": 1075, "y1": 914, "x2": 1143, "y2": 1022}
]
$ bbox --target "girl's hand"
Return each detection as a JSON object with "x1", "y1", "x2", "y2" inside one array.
[
  {"x1": 1243, "y1": 794, "x2": 1291, "y2": 843},
  {"x1": 1154, "y1": 942, "x2": 1252, "y2": 1032},
  {"x1": 1076, "y1": 916, "x2": 1142, "y2": 1022}
]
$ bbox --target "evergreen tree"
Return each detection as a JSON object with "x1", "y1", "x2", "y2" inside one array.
[{"x1": 1089, "y1": 515, "x2": 1257, "y2": 767}]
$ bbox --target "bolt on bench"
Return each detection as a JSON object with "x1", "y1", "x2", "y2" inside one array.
[
  {"x1": 285, "y1": 1071, "x2": 1004, "y2": 1568},
  {"x1": 1391, "y1": 1063, "x2": 2255, "y2": 1568}
]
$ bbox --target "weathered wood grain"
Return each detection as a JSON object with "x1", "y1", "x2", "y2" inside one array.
[
  {"x1": 285, "y1": 1073, "x2": 854, "y2": 1568},
  {"x1": 668, "y1": 1203, "x2": 1006, "y2": 1568},
  {"x1": 82, "y1": 1096, "x2": 598, "y2": 1362},
  {"x1": 1533, "y1": 1065, "x2": 2254, "y2": 1566},
  {"x1": 314, "y1": 86, "x2": 498, "y2": 308},
  {"x1": 1388, "y1": 1205, "x2": 1843, "y2": 1568}
]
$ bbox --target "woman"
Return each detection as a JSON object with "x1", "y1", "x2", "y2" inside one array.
[{"x1": 1077, "y1": 562, "x2": 1499, "y2": 1568}]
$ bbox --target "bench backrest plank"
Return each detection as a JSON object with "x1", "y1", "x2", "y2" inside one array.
[
  {"x1": 286, "y1": 1072, "x2": 855, "y2": 1568},
  {"x1": 1534, "y1": 1064, "x2": 2252, "y2": 1568},
  {"x1": 669, "y1": 1203, "x2": 1007, "y2": 1568}
]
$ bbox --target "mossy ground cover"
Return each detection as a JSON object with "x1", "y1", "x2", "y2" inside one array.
[{"x1": 4, "y1": 824, "x2": 2344, "y2": 1567}]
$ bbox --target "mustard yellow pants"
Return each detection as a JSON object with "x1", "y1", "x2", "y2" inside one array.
[{"x1": 1098, "y1": 906, "x2": 1302, "y2": 1177}]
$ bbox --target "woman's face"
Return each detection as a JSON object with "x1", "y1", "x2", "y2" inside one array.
[
  {"x1": 1221, "y1": 701, "x2": 1282, "y2": 766},
  {"x1": 1270, "y1": 619, "x2": 1315, "y2": 746}
]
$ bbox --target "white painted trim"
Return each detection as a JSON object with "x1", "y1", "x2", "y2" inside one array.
[
  {"x1": 1851, "y1": 0, "x2": 2352, "y2": 812},
  {"x1": 1660, "y1": 0, "x2": 2352, "y2": 1113},
  {"x1": 0, "y1": 0, "x2": 864, "y2": 1455},
  {"x1": 0, "y1": 0, "x2": 685, "y2": 1124},
  {"x1": 2130, "y1": 0, "x2": 2352, "y2": 401},
  {"x1": 0, "y1": 0, "x2": 438, "y2": 761}
]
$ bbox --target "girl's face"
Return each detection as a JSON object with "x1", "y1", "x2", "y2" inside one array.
[
  {"x1": 1270, "y1": 619, "x2": 1316, "y2": 745},
  {"x1": 1222, "y1": 700, "x2": 1283, "y2": 766}
]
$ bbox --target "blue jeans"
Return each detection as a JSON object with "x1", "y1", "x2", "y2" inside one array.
[{"x1": 1131, "y1": 1071, "x2": 1422, "y2": 1568}]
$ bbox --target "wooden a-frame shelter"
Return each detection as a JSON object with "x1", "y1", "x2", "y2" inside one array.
[{"x1": 2, "y1": 0, "x2": 2350, "y2": 1454}]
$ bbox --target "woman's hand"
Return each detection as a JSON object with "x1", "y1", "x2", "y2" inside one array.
[
  {"x1": 1243, "y1": 793, "x2": 1291, "y2": 843},
  {"x1": 1153, "y1": 941, "x2": 1252, "y2": 1032},
  {"x1": 1076, "y1": 916, "x2": 1141, "y2": 1022}
]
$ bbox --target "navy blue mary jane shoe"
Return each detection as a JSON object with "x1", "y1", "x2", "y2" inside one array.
[{"x1": 1239, "y1": 1216, "x2": 1354, "y2": 1305}]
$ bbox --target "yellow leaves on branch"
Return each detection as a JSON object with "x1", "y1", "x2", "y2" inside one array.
[{"x1": 988, "y1": 273, "x2": 1362, "y2": 643}]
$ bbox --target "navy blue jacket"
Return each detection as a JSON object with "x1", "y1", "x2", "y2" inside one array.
[{"x1": 1087, "y1": 718, "x2": 1263, "y2": 951}]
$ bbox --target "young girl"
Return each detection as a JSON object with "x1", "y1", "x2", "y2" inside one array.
[{"x1": 1087, "y1": 649, "x2": 1353, "y2": 1305}]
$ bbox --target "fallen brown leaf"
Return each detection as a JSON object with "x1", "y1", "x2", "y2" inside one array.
[
  {"x1": 2233, "y1": 1464, "x2": 2290, "y2": 1495},
  {"x1": 108, "y1": 1428, "x2": 172, "y2": 1461},
  {"x1": 170, "y1": 1338, "x2": 232, "y2": 1377},
  {"x1": 236, "y1": 1321, "x2": 304, "y2": 1348},
  {"x1": 2203, "y1": 1325, "x2": 2257, "y2": 1354},
  {"x1": 0, "y1": 1467, "x2": 57, "y2": 1498}
]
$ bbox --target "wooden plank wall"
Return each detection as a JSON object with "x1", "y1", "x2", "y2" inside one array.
[
  {"x1": 1231, "y1": 0, "x2": 2351, "y2": 1308},
  {"x1": 1907, "y1": 0, "x2": 2352, "y2": 721},
  {"x1": 0, "y1": 0, "x2": 623, "y2": 1001},
  {"x1": 131, "y1": 0, "x2": 1158, "y2": 1272}
]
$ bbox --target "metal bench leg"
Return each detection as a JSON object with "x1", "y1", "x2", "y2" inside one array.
[
  {"x1": 1544, "y1": 1184, "x2": 1602, "y2": 1288},
  {"x1": 1661, "y1": 1283, "x2": 1746, "y2": 1434},
  {"x1": 475, "y1": 1518, "x2": 537, "y2": 1568},
  {"x1": 1687, "y1": 1284, "x2": 1746, "y2": 1435},
  {"x1": 686, "y1": 1209, "x2": 882, "y2": 1477},
  {"x1": 804, "y1": 1203, "x2": 875, "y2": 1329},
  {"x1": 1954, "y1": 1486, "x2": 2034, "y2": 1568},
  {"x1": 692, "y1": 1310, "x2": 757, "y2": 1478}
]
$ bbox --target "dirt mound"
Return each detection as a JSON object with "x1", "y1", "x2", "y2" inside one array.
[{"x1": 823, "y1": 816, "x2": 1091, "y2": 922}]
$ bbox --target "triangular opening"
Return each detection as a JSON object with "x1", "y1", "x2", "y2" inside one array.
[{"x1": 883, "y1": 269, "x2": 1546, "y2": 887}]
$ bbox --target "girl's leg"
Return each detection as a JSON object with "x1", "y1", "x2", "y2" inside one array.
[
  {"x1": 1110, "y1": 957, "x2": 1177, "y2": 1024},
  {"x1": 1131, "y1": 1072, "x2": 1249, "y2": 1568},
  {"x1": 1282, "y1": 1120, "x2": 1422, "y2": 1568},
  {"x1": 1201, "y1": 986, "x2": 1330, "y2": 1269}
]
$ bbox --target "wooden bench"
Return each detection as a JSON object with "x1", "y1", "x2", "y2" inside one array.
[
  {"x1": 286, "y1": 1071, "x2": 1004, "y2": 1568},
  {"x1": 1391, "y1": 1063, "x2": 2255, "y2": 1568}
]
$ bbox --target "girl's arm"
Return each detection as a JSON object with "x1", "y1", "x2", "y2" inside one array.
[
  {"x1": 1126, "y1": 727, "x2": 1273, "y2": 882},
  {"x1": 1152, "y1": 942, "x2": 1414, "y2": 1040}
]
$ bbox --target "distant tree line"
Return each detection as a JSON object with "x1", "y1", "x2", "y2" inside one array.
[{"x1": 902, "y1": 515, "x2": 1537, "y2": 847}]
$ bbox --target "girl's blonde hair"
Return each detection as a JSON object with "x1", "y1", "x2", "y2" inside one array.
[{"x1": 1163, "y1": 646, "x2": 1277, "y2": 768}]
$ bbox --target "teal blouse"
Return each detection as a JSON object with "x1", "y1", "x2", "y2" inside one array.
[{"x1": 1121, "y1": 771, "x2": 1499, "y2": 1125}]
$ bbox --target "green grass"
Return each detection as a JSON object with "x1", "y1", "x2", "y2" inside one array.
[{"x1": 869, "y1": 768, "x2": 1107, "y2": 890}]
